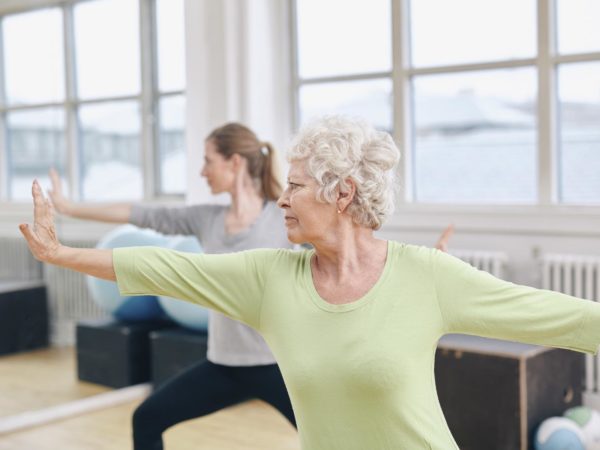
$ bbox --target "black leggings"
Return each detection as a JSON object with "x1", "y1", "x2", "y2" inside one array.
[{"x1": 132, "y1": 360, "x2": 296, "y2": 450}]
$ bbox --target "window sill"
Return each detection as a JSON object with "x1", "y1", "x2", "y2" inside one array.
[{"x1": 385, "y1": 203, "x2": 600, "y2": 237}]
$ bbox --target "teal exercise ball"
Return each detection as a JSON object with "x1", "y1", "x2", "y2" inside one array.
[
  {"x1": 534, "y1": 417, "x2": 585, "y2": 450},
  {"x1": 86, "y1": 224, "x2": 170, "y2": 322},
  {"x1": 157, "y1": 236, "x2": 209, "y2": 332}
]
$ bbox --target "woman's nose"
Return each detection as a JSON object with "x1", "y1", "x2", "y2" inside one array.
[{"x1": 277, "y1": 190, "x2": 289, "y2": 209}]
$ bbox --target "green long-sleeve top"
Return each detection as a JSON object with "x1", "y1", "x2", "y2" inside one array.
[{"x1": 113, "y1": 241, "x2": 600, "y2": 450}]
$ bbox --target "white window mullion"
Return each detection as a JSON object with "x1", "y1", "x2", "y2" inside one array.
[
  {"x1": 537, "y1": 0, "x2": 558, "y2": 205},
  {"x1": 391, "y1": 0, "x2": 411, "y2": 203},
  {"x1": 289, "y1": 0, "x2": 301, "y2": 131},
  {"x1": 63, "y1": 3, "x2": 79, "y2": 201},
  {"x1": 299, "y1": 71, "x2": 392, "y2": 86},
  {"x1": 0, "y1": 18, "x2": 7, "y2": 200},
  {"x1": 408, "y1": 58, "x2": 537, "y2": 76},
  {"x1": 139, "y1": 0, "x2": 156, "y2": 199}
]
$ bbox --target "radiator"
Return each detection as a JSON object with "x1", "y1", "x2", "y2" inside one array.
[
  {"x1": 44, "y1": 239, "x2": 110, "y2": 345},
  {"x1": 541, "y1": 253, "x2": 600, "y2": 408},
  {"x1": 451, "y1": 249, "x2": 508, "y2": 279},
  {"x1": 0, "y1": 237, "x2": 109, "y2": 346},
  {"x1": 0, "y1": 237, "x2": 43, "y2": 281}
]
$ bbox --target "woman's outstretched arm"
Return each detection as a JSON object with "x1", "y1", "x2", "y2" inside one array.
[
  {"x1": 48, "y1": 168, "x2": 132, "y2": 223},
  {"x1": 20, "y1": 179, "x2": 271, "y2": 328},
  {"x1": 19, "y1": 180, "x2": 116, "y2": 281}
]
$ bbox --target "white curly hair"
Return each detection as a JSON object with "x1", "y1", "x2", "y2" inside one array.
[{"x1": 287, "y1": 115, "x2": 400, "y2": 230}]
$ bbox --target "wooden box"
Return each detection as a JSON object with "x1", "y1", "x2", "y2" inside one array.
[
  {"x1": 435, "y1": 334, "x2": 585, "y2": 450},
  {"x1": 76, "y1": 319, "x2": 173, "y2": 388},
  {"x1": 0, "y1": 281, "x2": 48, "y2": 355}
]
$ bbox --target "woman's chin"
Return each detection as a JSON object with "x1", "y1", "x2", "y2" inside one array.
[{"x1": 286, "y1": 230, "x2": 304, "y2": 244}]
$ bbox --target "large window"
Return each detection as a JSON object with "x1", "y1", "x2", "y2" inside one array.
[
  {"x1": 556, "y1": 0, "x2": 600, "y2": 204},
  {"x1": 293, "y1": 0, "x2": 600, "y2": 205},
  {"x1": 0, "y1": 0, "x2": 186, "y2": 202},
  {"x1": 294, "y1": 0, "x2": 392, "y2": 130},
  {"x1": 413, "y1": 69, "x2": 537, "y2": 203}
]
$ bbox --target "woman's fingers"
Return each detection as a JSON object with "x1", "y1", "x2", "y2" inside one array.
[
  {"x1": 435, "y1": 224, "x2": 455, "y2": 252},
  {"x1": 19, "y1": 223, "x2": 34, "y2": 244},
  {"x1": 22, "y1": 181, "x2": 60, "y2": 262},
  {"x1": 440, "y1": 224, "x2": 455, "y2": 242},
  {"x1": 49, "y1": 168, "x2": 62, "y2": 197},
  {"x1": 19, "y1": 223, "x2": 43, "y2": 260},
  {"x1": 46, "y1": 197, "x2": 55, "y2": 221},
  {"x1": 49, "y1": 168, "x2": 59, "y2": 187},
  {"x1": 48, "y1": 169, "x2": 71, "y2": 215},
  {"x1": 32, "y1": 181, "x2": 55, "y2": 235},
  {"x1": 32, "y1": 180, "x2": 49, "y2": 229}
]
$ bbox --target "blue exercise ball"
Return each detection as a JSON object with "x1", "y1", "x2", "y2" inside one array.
[
  {"x1": 535, "y1": 416, "x2": 586, "y2": 450},
  {"x1": 86, "y1": 224, "x2": 170, "y2": 322},
  {"x1": 157, "y1": 236, "x2": 209, "y2": 331}
]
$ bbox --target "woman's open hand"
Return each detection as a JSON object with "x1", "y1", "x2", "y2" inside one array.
[
  {"x1": 19, "y1": 180, "x2": 62, "y2": 263},
  {"x1": 48, "y1": 168, "x2": 71, "y2": 215}
]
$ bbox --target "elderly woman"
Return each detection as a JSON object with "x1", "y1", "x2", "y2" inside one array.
[{"x1": 21, "y1": 116, "x2": 600, "y2": 450}]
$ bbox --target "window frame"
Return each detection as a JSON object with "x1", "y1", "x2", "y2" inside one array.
[
  {"x1": 290, "y1": 0, "x2": 600, "y2": 208},
  {"x1": 0, "y1": 0, "x2": 186, "y2": 203}
]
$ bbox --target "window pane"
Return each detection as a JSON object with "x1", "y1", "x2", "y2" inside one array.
[
  {"x1": 79, "y1": 101, "x2": 142, "y2": 200},
  {"x1": 74, "y1": 0, "x2": 140, "y2": 100},
  {"x1": 410, "y1": 0, "x2": 536, "y2": 68},
  {"x1": 299, "y1": 79, "x2": 392, "y2": 132},
  {"x1": 158, "y1": 95, "x2": 186, "y2": 195},
  {"x1": 557, "y1": 0, "x2": 600, "y2": 54},
  {"x1": 413, "y1": 69, "x2": 537, "y2": 203},
  {"x1": 156, "y1": 0, "x2": 186, "y2": 92},
  {"x1": 558, "y1": 63, "x2": 600, "y2": 204},
  {"x1": 3, "y1": 9, "x2": 64, "y2": 105},
  {"x1": 296, "y1": 0, "x2": 391, "y2": 79},
  {"x1": 7, "y1": 108, "x2": 66, "y2": 201}
]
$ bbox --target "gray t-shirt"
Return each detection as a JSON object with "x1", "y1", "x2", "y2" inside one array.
[{"x1": 129, "y1": 201, "x2": 293, "y2": 366}]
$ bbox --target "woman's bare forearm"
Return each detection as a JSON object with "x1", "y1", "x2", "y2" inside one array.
[
  {"x1": 51, "y1": 246, "x2": 116, "y2": 281},
  {"x1": 64, "y1": 203, "x2": 132, "y2": 224}
]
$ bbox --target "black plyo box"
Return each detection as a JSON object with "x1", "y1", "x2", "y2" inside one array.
[
  {"x1": 150, "y1": 327, "x2": 208, "y2": 387},
  {"x1": 435, "y1": 334, "x2": 585, "y2": 450},
  {"x1": 0, "y1": 281, "x2": 48, "y2": 355},
  {"x1": 76, "y1": 319, "x2": 174, "y2": 388}
]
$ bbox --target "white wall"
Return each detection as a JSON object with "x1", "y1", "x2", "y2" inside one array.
[{"x1": 184, "y1": 0, "x2": 292, "y2": 205}]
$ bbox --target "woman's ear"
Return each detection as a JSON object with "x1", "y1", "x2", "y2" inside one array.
[
  {"x1": 337, "y1": 178, "x2": 356, "y2": 213},
  {"x1": 230, "y1": 153, "x2": 245, "y2": 172}
]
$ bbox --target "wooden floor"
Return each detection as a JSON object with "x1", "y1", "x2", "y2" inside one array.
[
  {"x1": 0, "y1": 347, "x2": 300, "y2": 449},
  {"x1": 0, "y1": 347, "x2": 110, "y2": 417}
]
